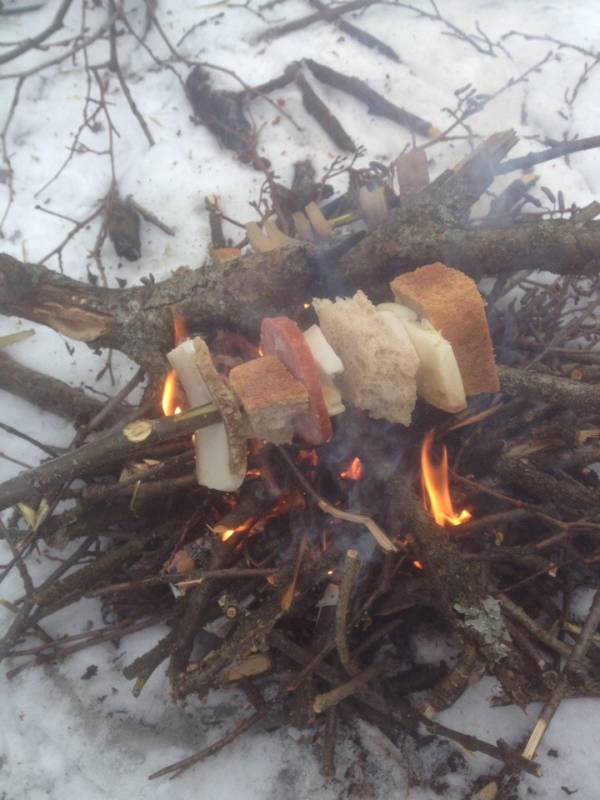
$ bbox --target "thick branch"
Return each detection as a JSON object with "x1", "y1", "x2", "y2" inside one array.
[
  {"x1": 3, "y1": 221, "x2": 600, "y2": 369},
  {"x1": 499, "y1": 364, "x2": 600, "y2": 414},
  {"x1": 0, "y1": 248, "x2": 316, "y2": 367},
  {"x1": 0, "y1": 350, "x2": 111, "y2": 423},
  {"x1": 340, "y1": 216, "x2": 600, "y2": 289}
]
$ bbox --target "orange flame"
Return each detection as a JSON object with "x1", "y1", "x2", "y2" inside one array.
[
  {"x1": 421, "y1": 432, "x2": 471, "y2": 527},
  {"x1": 340, "y1": 456, "x2": 364, "y2": 481},
  {"x1": 161, "y1": 370, "x2": 182, "y2": 416},
  {"x1": 162, "y1": 309, "x2": 189, "y2": 416}
]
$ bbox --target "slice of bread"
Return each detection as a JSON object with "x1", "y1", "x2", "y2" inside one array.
[
  {"x1": 390, "y1": 263, "x2": 499, "y2": 395},
  {"x1": 313, "y1": 290, "x2": 418, "y2": 426},
  {"x1": 229, "y1": 355, "x2": 309, "y2": 443}
]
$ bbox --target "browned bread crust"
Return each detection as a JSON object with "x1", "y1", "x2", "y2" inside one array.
[
  {"x1": 390, "y1": 262, "x2": 499, "y2": 395},
  {"x1": 229, "y1": 355, "x2": 309, "y2": 443}
]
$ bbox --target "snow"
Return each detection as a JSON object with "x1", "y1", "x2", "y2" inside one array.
[{"x1": 2, "y1": 0, "x2": 600, "y2": 797}]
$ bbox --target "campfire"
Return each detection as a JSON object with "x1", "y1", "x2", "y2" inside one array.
[{"x1": 2, "y1": 119, "x2": 600, "y2": 798}]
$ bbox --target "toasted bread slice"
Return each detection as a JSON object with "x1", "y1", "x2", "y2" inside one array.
[
  {"x1": 313, "y1": 290, "x2": 418, "y2": 426},
  {"x1": 229, "y1": 355, "x2": 309, "y2": 444},
  {"x1": 390, "y1": 262, "x2": 499, "y2": 395}
]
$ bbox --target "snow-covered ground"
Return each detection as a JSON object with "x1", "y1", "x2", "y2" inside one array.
[{"x1": 1, "y1": 1, "x2": 600, "y2": 797}]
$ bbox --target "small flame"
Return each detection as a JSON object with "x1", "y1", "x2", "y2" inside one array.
[
  {"x1": 413, "y1": 560, "x2": 424, "y2": 570},
  {"x1": 221, "y1": 528, "x2": 235, "y2": 542},
  {"x1": 162, "y1": 310, "x2": 189, "y2": 416},
  {"x1": 421, "y1": 432, "x2": 471, "y2": 527},
  {"x1": 162, "y1": 370, "x2": 181, "y2": 416},
  {"x1": 340, "y1": 456, "x2": 364, "y2": 481}
]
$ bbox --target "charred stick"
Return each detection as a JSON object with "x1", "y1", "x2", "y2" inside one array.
[
  {"x1": 499, "y1": 364, "x2": 600, "y2": 414},
  {"x1": 0, "y1": 403, "x2": 220, "y2": 512},
  {"x1": 304, "y1": 59, "x2": 439, "y2": 138},
  {"x1": 294, "y1": 71, "x2": 356, "y2": 152},
  {"x1": 335, "y1": 549, "x2": 362, "y2": 676}
]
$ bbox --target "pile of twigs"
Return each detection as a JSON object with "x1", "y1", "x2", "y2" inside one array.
[{"x1": 2, "y1": 242, "x2": 600, "y2": 796}]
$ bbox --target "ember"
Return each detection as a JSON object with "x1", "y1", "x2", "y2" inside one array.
[
  {"x1": 339, "y1": 456, "x2": 364, "y2": 481},
  {"x1": 296, "y1": 448, "x2": 319, "y2": 467},
  {"x1": 421, "y1": 431, "x2": 471, "y2": 527}
]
